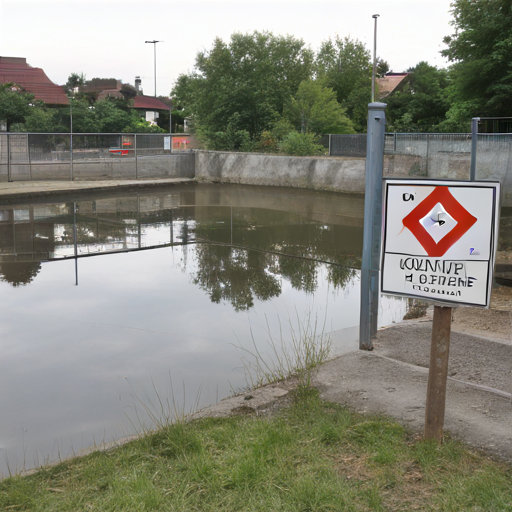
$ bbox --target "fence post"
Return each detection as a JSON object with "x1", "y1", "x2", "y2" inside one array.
[
  {"x1": 426, "y1": 134, "x2": 430, "y2": 176},
  {"x1": 135, "y1": 133, "x2": 138, "y2": 179},
  {"x1": 470, "y1": 117, "x2": 479, "y2": 181},
  {"x1": 360, "y1": 102, "x2": 387, "y2": 350},
  {"x1": 28, "y1": 133, "x2": 32, "y2": 181},
  {"x1": 7, "y1": 133, "x2": 11, "y2": 182},
  {"x1": 329, "y1": 134, "x2": 332, "y2": 156}
]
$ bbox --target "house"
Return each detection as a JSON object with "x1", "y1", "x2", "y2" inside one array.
[
  {"x1": 376, "y1": 72, "x2": 410, "y2": 100},
  {"x1": 80, "y1": 77, "x2": 170, "y2": 126},
  {"x1": 0, "y1": 56, "x2": 69, "y2": 106}
]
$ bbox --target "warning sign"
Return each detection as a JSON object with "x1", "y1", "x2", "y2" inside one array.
[{"x1": 381, "y1": 179, "x2": 500, "y2": 307}]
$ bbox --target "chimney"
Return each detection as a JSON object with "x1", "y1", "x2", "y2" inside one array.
[{"x1": 135, "y1": 76, "x2": 142, "y2": 94}]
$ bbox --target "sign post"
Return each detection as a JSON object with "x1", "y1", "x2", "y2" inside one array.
[
  {"x1": 381, "y1": 179, "x2": 500, "y2": 440},
  {"x1": 359, "y1": 102, "x2": 387, "y2": 350}
]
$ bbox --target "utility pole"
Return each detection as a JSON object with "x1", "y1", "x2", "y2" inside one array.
[
  {"x1": 145, "y1": 40, "x2": 163, "y2": 97},
  {"x1": 371, "y1": 14, "x2": 380, "y2": 103}
]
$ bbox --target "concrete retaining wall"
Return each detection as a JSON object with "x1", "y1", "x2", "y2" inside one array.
[
  {"x1": 195, "y1": 151, "x2": 366, "y2": 194},
  {"x1": 195, "y1": 150, "x2": 512, "y2": 206},
  {"x1": 0, "y1": 153, "x2": 196, "y2": 182}
]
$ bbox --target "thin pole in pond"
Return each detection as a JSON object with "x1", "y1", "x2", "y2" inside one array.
[{"x1": 73, "y1": 202, "x2": 78, "y2": 286}]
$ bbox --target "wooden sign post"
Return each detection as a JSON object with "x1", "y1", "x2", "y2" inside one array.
[
  {"x1": 424, "y1": 305, "x2": 452, "y2": 441},
  {"x1": 380, "y1": 179, "x2": 500, "y2": 442}
]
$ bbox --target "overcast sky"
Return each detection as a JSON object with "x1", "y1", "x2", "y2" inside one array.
[{"x1": 0, "y1": 0, "x2": 454, "y2": 97}]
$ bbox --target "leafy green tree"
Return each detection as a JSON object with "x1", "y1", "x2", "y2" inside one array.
[
  {"x1": 22, "y1": 104, "x2": 60, "y2": 132},
  {"x1": 386, "y1": 62, "x2": 450, "y2": 132},
  {"x1": 69, "y1": 98, "x2": 98, "y2": 133},
  {"x1": 172, "y1": 31, "x2": 314, "y2": 148},
  {"x1": 284, "y1": 80, "x2": 355, "y2": 135},
  {"x1": 315, "y1": 36, "x2": 381, "y2": 131},
  {"x1": 94, "y1": 98, "x2": 134, "y2": 132},
  {"x1": 442, "y1": 0, "x2": 512, "y2": 119},
  {"x1": 63, "y1": 72, "x2": 86, "y2": 96},
  {"x1": 0, "y1": 83, "x2": 34, "y2": 131},
  {"x1": 278, "y1": 131, "x2": 325, "y2": 156}
]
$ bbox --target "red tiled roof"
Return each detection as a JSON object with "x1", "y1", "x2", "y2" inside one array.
[
  {"x1": 133, "y1": 95, "x2": 170, "y2": 111},
  {"x1": 0, "y1": 56, "x2": 69, "y2": 105},
  {"x1": 376, "y1": 73, "x2": 410, "y2": 100}
]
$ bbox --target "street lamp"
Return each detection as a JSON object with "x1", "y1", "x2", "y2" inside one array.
[
  {"x1": 371, "y1": 14, "x2": 380, "y2": 103},
  {"x1": 145, "y1": 40, "x2": 163, "y2": 97}
]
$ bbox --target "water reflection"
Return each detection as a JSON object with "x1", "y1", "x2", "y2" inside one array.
[
  {"x1": 0, "y1": 185, "x2": 402, "y2": 478},
  {"x1": 0, "y1": 193, "x2": 361, "y2": 311}
]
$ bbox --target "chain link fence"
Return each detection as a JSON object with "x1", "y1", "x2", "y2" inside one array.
[{"x1": 0, "y1": 133, "x2": 196, "y2": 181}]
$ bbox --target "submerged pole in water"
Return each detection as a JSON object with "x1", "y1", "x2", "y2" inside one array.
[{"x1": 359, "y1": 102, "x2": 386, "y2": 350}]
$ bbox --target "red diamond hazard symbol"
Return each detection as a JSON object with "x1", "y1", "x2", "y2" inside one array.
[{"x1": 402, "y1": 186, "x2": 477, "y2": 257}]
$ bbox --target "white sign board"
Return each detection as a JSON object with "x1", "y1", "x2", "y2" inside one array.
[
  {"x1": 381, "y1": 179, "x2": 500, "y2": 308},
  {"x1": 164, "y1": 136, "x2": 171, "y2": 150}
]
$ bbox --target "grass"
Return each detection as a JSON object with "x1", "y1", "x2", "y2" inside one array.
[
  {"x1": 236, "y1": 308, "x2": 333, "y2": 392},
  {"x1": 1, "y1": 389, "x2": 511, "y2": 511}
]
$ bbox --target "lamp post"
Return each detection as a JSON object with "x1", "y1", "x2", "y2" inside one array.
[
  {"x1": 371, "y1": 14, "x2": 380, "y2": 103},
  {"x1": 145, "y1": 40, "x2": 163, "y2": 97}
]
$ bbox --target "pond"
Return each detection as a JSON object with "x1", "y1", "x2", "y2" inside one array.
[{"x1": 0, "y1": 183, "x2": 408, "y2": 477}]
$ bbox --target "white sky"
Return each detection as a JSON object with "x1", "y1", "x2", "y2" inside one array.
[{"x1": 0, "y1": 0, "x2": 454, "y2": 98}]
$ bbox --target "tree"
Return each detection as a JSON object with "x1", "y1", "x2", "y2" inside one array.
[
  {"x1": 386, "y1": 62, "x2": 450, "y2": 132},
  {"x1": 172, "y1": 31, "x2": 314, "y2": 148},
  {"x1": 22, "y1": 103, "x2": 60, "y2": 132},
  {"x1": 283, "y1": 80, "x2": 355, "y2": 135},
  {"x1": 442, "y1": 0, "x2": 512, "y2": 118},
  {"x1": 63, "y1": 72, "x2": 86, "y2": 97},
  {"x1": 315, "y1": 36, "x2": 381, "y2": 131},
  {"x1": 0, "y1": 83, "x2": 34, "y2": 130}
]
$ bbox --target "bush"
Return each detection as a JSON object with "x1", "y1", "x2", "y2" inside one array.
[{"x1": 278, "y1": 131, "x2": 325, "y2": 156}]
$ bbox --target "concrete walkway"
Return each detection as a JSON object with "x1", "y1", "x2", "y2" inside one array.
[
  {"x1": 313, "y1": 316, "x2": 512, "y2": 464},
  {"x1": 199, "y1": 306, "x2": 512, "y2": 465},
  {"x1": 0, "y1": 178, "x2": 194, "y2": 201}
]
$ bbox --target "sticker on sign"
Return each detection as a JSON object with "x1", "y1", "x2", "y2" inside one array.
[{"x1": 381, "y1": 179, "x2": 500, "y2": 308}]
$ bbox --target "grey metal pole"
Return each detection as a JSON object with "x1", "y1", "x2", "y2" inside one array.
[
  {"x1": 135, "y1": 133, "x2": 138, "y2": 178},
  {"x1": 371, "y1": 14, "x2": 380, "y2": 103},
  {"x1": 154, "y1": 43, "x2": 157, "y2": 97},
  {"x1": 7, "y1": 133, "x2": 11, "y2": 182},
  {"x1": 329, "y1": 134, "x2": 332, "y2": 156},
  {"x1": 27, "y1": 133, "x2": 32, "y2": 181},
  {"x1": 73, "y1": 202, "x2": 78, "y2": 286},
  {"x1": 145, "y1": 40, "x2": 162, "y2": 97},
  {"x1": 70, "y1": 104, "x2": 74, "y2": 181},
  {"x1": 359, "y1": 102, "x2": 387, "y2": 350},
  {"x1": 470, "y1": 117, "x2": 479, "y2": 181}
]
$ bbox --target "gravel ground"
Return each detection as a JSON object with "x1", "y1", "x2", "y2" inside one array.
[{"x1": 374, "y1": 317, "x2": 512, "y2": 394}]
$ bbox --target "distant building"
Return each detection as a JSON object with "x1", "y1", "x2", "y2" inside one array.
[
  {"x1": 80, "y1": 76, "x2": 170, "y2": 126},
  {"x1": 0, "y1": 56, "x2": 69, "y2": 106},
  {"x1": 376, "y1": 72, "x2": 410, "y2": 100}
]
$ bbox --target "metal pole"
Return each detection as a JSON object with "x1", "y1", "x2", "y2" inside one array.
[
  {"x1": 329, "y1": 134, "x2": 332, "y2": 156},
  {"x1": 425, "y1": 305, "x2": 452, "y2": 442},
  {"x1": 371, "y1": 14, "x2": 380, "y2": 103},
  {"x1": 145, "y1": 40, "x2": 162, "y2": 98},
  {"x1": 7, "y1": 133, "x2": 11, "y2": 182},
  {"x1": 359, "y1": 102, "x2": 387, "y2": 350},
  {"x1": 470, "y1": 117, "x2": 479, "y2": 181},
  {"x1": 70, "y1": 103, "x2": 74, "y2": 181},
  {"x1": 27, "y1": 133, "x2": 32, "y2": 181},
  {"x1": 73, "y1": 202, "x2": 78, "y2": 285},
  {"x1": 135, "y1": 133, "x2": 138, "y2": 178}
]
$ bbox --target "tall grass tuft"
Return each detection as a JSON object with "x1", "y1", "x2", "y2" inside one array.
[{"x1": 236, "y1": 307, "x2": 332, "y2": 393}]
